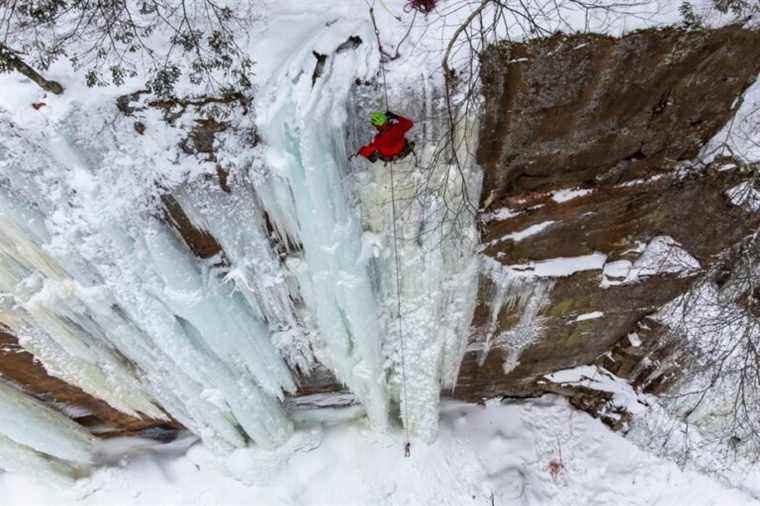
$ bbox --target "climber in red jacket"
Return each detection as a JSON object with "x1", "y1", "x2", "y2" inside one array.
[{"x1": 356, "y1": 111, "x2": 414, "y2": 163}]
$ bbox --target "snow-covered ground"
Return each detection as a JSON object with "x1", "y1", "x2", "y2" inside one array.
[{"x1": 2, "y1": 396, "x2": 755, "y2": 506}]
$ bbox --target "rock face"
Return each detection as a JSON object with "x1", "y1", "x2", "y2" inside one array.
[
  {"x1": 453, "y1": 26, "x2": 760, "y2": 415},
  {"x1": 478, "y1": 26, "x2": 760, "y2": 200}
]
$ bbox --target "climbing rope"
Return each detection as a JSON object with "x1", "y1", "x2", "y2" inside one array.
[
  {"x1": 389, "y1": 158, "x2": 412, "y2": 457},
  {"x1": 370, "y1": 4, "x2": 412, "y2": 457},
  {"x1": 377, "y1": 0, "x2": 403, "y2": 20},
  {"x1": 381, "y1": 56, "x2": 391, "y2": 112}
]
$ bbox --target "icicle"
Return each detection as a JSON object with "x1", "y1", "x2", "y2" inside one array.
[
  {"x1": 0, "y1": 116, "x2": 295, "y2": 450},
  {"x1": 481, "y1": 257, "x2": 554, "y2": 374},
  {"x1": 0, "y1": 215, "x2": 165, "y2": 420},
  {"x1": 0, "y1": 434, "x2": 79, "y2": 487},
  {"x1": 0, "y1": 380, "x2": 94, "y2": 464},
  {"x1": 253, "y1": 18, "x2": 390, "y2": 430},
  {"x1": 173, "y1": 180, "x2": 299, "y2": 336}
]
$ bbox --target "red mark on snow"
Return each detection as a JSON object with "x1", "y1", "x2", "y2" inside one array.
[{"x1": 548, "y1": 460, "x2": 563, "y2": 480}]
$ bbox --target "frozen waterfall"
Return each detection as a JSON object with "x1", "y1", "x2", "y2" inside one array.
[{"x1": 0, "y1": 4, "x2": 482, "y2": 481}]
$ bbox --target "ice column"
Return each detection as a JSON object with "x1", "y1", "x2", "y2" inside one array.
[{"x1": 254, "y1": 19, "x2": 389, "y2": 429}]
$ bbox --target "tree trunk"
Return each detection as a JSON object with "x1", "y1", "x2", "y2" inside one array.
[{"x1": 0, "y1": 43, "x2": 64, "y2": 95}]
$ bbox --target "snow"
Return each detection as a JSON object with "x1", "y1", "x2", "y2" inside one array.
[
  {"x1": 726, "y1": 181, "x2": 760, "y2": 212},
  {"x1": 482, "y1": 207, "x2": 521, "y2": 222},
  {"x1": 601, "y1": 236, "x2": 701, "y2": 287},
  {"x1": 545, "y1": 366, "x2": 649, "y2": 416},
  {"x1": 529, "y1": 253, "x2": 608, "y2": 277},
  {"x1": 492, "y1": 220, "x2": 556, "y2": 244},
  {"x1": 2, "y1": 396, "x2": 756, "y2": 506},
  {"x1": 626, "y1": 260, "x2": 760, "y2": 500},
  {"x1": 551, "y1": 188, "x2": 592, "y2": 203},
  {"x1": 616, "y1": 173, "x2": 666, "y2": 188},
  {"x1": 622, "y1": 236, "x2": 700, "y2": 277},
  {"x1": 702, "y1": 77, "x2": 760, "y2": 164},
  {"x1": 498, "y1": 252, "x2": 608, "y2": 278},
  {"x1": 574, "y1": 311, "x2": 604, "y2": 322}
]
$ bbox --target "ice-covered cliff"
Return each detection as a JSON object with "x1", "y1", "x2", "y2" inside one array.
[
  {"x1": 0, "y1": 0, "x2": 759, "y2": 491},
  {"x1": 0, "y1": 0, "x2": 483, "y2": 474}
]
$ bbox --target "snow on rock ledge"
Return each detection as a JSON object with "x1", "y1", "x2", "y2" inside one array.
[
  {"x1": 601, "y1": 236, "x2": 701, "y2": 288},
  {"x1": 726, "y1": 181, "x2": 760, "y2": 212}
]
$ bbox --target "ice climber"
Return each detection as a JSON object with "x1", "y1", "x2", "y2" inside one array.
[{"x1": 355, "y1": 111, "x2": 414, "y2": 163}]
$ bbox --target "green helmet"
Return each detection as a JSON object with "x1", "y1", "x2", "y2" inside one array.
[{"x1": 370, "y1": 111, "x2": 387, "y2": 126}]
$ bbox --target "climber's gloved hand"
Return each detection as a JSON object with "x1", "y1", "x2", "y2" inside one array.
[{"x1": 385, "y1": 110, "x2": 399, "y2": 120}]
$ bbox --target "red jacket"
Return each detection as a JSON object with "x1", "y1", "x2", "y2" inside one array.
[{"x1": 358, "y1": 114, "x2": 413, "y2": 161}]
